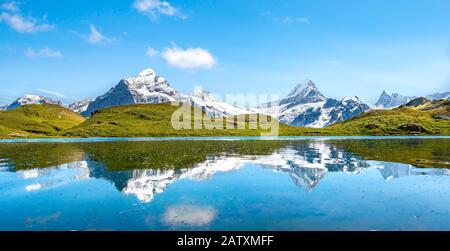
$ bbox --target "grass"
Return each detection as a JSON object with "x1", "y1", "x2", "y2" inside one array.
[
  {"x1": 0, "y1": 100, "x2": 448, "y2": 138},
  {"x1": 328, "y1": 107, "x2": 450, "y2": 135},
  {"x1": 0, "y1": 104, "x2": 85, "y2": 138},
  {"x1": 62, "y1": 103, "x2": 323, "y2": 137}
]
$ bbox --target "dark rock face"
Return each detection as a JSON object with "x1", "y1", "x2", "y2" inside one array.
[
  {"x1": 326, "y1": 97, "x2": 371, "y2": 126},
  {"x1": 399, "y1": 124, "x2": 426, "y2": 133},
  {"x1": 290, "y1": 108, "x2": 323, "y2": 126},
  {"x1": 323, "y1": 98, "x2": 340, "y2": 109},
  {"x1": 82, "y1": 81, "x2": 136, "y2": 117},
  {"x1": 365, "y1": 124, "x2": 379, "y2": 130},
  {"x1": 433, "y1": 113, "x2": 450, "y2": 120}
]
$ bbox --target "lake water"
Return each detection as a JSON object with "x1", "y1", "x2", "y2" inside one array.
[{"x1": 0, "y1": 137, "x2": 449, "y2": 230}]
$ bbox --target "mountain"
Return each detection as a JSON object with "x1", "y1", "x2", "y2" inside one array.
[
  {"x1": 183, "y1": 89, "x2": 248, "y2": 117},
  {"x1": 426, "y1": 91, "x2": 450, "y2": 101},
  {"x1": 0, "y1": 105, "x2": 7, "y2": 111},
  {"x1": 68, "y1": 99, "x2": 92, "y2": 114},
  {"x1": 375, "y1": 90, "x2": 450, "y2": 109},
  {"x1": 329, "y1": 97, "x2": 450, "y2": 135},
  {"x1": 0, "y1": 104, "x2": 85, "y2": 138},
  {"x1": 374, "y1": 90, "x2": 413, "y2": 109},
  {"x1": 82, "y1": 69, "x2": 179, "y2": 117},
  {"x1": 259, "y1": 80, "x2": 370, "y2": 128},
  {"x1": 280, "y1": 80, "x2": 326, "y2": 105},
  {"x1": 402, "y1": 97, "x2": 450, "y2": 113},
  {"x1": 80, "y1": 68, "x2": 247, "y2": 118},
  {"x1": 74, "y1": 69, "x2": 369, "y2": 127},
  {"x1": 6, "y1": 94, "x2": 63, "y2": 110}
]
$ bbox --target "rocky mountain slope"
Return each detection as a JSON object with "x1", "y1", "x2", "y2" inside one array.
[{"x1": 68, "y1": 99, "x2": 92, "y2": 114}]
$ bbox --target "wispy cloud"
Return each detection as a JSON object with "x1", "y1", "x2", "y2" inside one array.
[
  {"x1": 132, "y1": 0, "x2": 186, "y2": 20},
  {"x1": 86, "y1": 24, "x2": 114, "y2": 44},
  {"x1": 1, "y1": 1, "x2": 19, "y2": 12},
  {"x1": 261, "y1": 11, "x2": 310, "y2": 25},
  {"x1": 273, "y1": 16, "x2": 310, "y2": 24},
  {"x1": 25, "y1": 48, "x2": 63, "y2": 58},
  {"x1": 146, "y1": 47, "x2": 159, "y2": 57},
  {"x1": 161, "y1": 43, "x2": 217, "y2": 70},
  {"x1": 35, "y1": 89, "x2": 66, "y2": 98},
  {"x1": 0, "y1": 1, "x2": 54, "y2": 33}
]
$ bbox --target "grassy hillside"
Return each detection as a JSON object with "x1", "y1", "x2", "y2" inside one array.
[
  {"x1": 0, "y1": 104, "x2": 86, "y2": 138},
  {"x1": 328, "y1": 99, "x2": 450, "y2": 135},
  {"x1": 0, "y1": 99, "x2": 448, "y2": 138},
  {"x1": 63, "y1": 103, "x2": 323, "y2": 137}
]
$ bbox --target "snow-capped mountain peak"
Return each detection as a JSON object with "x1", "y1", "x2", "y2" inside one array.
[
  {"x1": 374, "y1": 90, "x2": 413, "y2": 109},
  {"x1": 260, "y1": 81, "x2": 370, "y2": 128},
  {"x1": 281, "y1": 79, "x2": 326, "y2": 105},
  {"x1": 375, "y1": 89, "x2": 450, "y2": 109},
  {"x1": 341, "y1": 96, "x2": 362, "y2": 104},
  {"x1": 288, "y1": 79, "x2": 316, "y2": 97},
  {"x1": 6, "y1": 94, "x2": 62, "y2": 110},
  {"x1": 81, "y1": 69, "x2": 178, "y2": 117},
  {"x1": 68, "y1": 99, "x2": 92, "y2": 114},
  {"x1": 185, "y1": 88, "x2": 248, "y2": 117},
  {"x1": 137, "y1": 68, "x2": 156, "y2": 77},
  {"x1": 426, "y1": 91, "x2": 450, "y2": 101}
]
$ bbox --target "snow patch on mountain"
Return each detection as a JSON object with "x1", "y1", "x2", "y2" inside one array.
[
  {"x1": 374, "y1": 90, "x2": 413, "y2": 109},
  {"x1": 68, "y1": 99, "x2": 92, "y2": 114},
  {"x1": 6, "y1": 94, "x2": 63, "y2": 110},
  {"x1": 374, "y1": 90, "x2": 450, "y2": 109},
  {"x1": 81, "y1": 69, "x2": 179, "y2": 116},
  {"x1": 82, "y1": 68, "x2": 250, "y2": 118},
  {"x1": 426, "y1": 91, "x2": 450, "y2": 101},
  {"x1": 183, "y1": 89, "x2": 249, "y2": 117},
  {"x1": 258, "y1": 80, "x2": 370, "y2": 127}
]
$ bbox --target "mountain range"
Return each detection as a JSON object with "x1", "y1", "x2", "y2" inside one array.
[
  {"x1": 375, "y1": 90, "x2": 450, "y2": 109},
  {"x1": 2, "y1": 68, "x2": 449, "y2": 128}
]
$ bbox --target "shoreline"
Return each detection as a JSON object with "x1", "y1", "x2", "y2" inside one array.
[{"x1": 1, "y1": 135, "x2": 449, "y2": 143}]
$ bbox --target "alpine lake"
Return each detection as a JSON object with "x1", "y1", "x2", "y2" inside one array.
[{"x1": 0, "y1": 136, "x2": 449, "y2": 230}]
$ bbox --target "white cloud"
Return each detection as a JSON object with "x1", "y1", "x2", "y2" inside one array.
[
  {"x1": 163, "y1": 205, "x2": 216, "y2": 227},
  {"x1": 25, "y1": 48, "x2": 63, "y2": 58},
  {"x1": 146, "y1": 47, "x2": 159, "y2": 57},
  {"x1": 162, "y1": 43, "x2": 217, "y2": 70},
  {"x1": 132, "y1": 0, "x2": 185, "y2": 20},
  {"x1": 1, "y1": 1, "x2": 19, "y2": 12},
  {"x1": 35, "y1": 89, "x2": 66, "y2": 98},
  {"x1": 273, "y1": 16, "x2": 310, "y2": 24},
  {"x1": 0, "y1": 2, "x2": 54, "y2": 33},
  {"x1": 86, "y1": 24, "x2": 113, "y2": 44}
]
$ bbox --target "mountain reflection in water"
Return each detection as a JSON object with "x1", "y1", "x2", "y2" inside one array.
[{"x1": 1, "y1": 139, "x2": 449, "y2": 203}]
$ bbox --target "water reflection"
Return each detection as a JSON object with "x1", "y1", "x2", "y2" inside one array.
[{"x1": 1, "y1": 139, "x2": 449, "y2": 203}]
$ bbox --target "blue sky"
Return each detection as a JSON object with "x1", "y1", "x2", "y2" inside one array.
[{"x1": 1, "y1": 0, "x2": 450, "y2": 105}]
